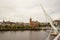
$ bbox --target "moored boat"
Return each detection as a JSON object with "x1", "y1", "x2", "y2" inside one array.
[{"x1": 50, "y1": 31, "x2": 58, "y2": 36}]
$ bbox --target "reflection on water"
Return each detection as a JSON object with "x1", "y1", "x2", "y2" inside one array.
[{"x1": 0, "y1": 31, "x2": 56, "y2": 40}]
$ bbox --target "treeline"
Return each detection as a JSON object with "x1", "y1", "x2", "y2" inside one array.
[
  {"x1": 0, "y1": 23, "x2": 51, "y2": 30},
  {"x1": 0, "y1": 25, "x2": 39, "y2": 29}
]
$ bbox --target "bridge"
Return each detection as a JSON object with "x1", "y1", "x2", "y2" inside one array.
[{"x1": 40, "y1": 4, "x2": 60, "y2": 40}]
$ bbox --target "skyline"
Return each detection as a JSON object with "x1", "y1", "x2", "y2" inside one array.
[{"x1": 0, "y1": 0, "x2": 60, "y2": 23}]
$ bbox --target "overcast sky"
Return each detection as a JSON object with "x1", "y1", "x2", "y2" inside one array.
[{"x1": 0, "y1": 0, "x2": 60, "y2": 23}]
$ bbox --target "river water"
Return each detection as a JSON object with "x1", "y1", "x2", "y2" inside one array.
[{"x1": 0, "y1": 31, "x2": 59, "y2": 40}]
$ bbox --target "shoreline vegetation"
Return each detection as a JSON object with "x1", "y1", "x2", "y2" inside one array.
[
  {"x1": 0, "y1": 27, "x2": 40, "y2": 31},
  {"x1": 0, "y1": 28, "x2": 40, "y2": 31},
  {"x1": 0, "y1": 26, "x2": 51, "y2": 31}
]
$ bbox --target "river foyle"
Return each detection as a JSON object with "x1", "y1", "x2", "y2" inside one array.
[{"x1": 0, "y1": 31, "x2": 58, "y2": 40}]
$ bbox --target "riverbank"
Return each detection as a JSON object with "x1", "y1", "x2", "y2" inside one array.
[
  {"x1": 0, "y1": 29, "x2": 41, "y2": 31},
  {"x1": 0, "y1": 26, "x2": 51, "y2": 31},
  {"x1": 0, "y1": 28, "x2": 46, "y2": 31}
]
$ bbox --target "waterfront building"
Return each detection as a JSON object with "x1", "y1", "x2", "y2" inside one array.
[
  {"x1": 1, "y1": 20, "x2": 15, "y2": 27},
  {"x1": 53, "y1": 20, "x2": 60, "y2": 27},
  {"x1": 24, "y1": 23, "x2": 29, "y2": 27},
  {"x1": 29, "y1": 18, "x2": 39, "y2": 27}
]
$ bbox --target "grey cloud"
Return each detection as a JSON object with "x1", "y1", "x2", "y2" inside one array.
[{"x1": 0, "y1": 0, "x2": 60, "y2": 22}]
